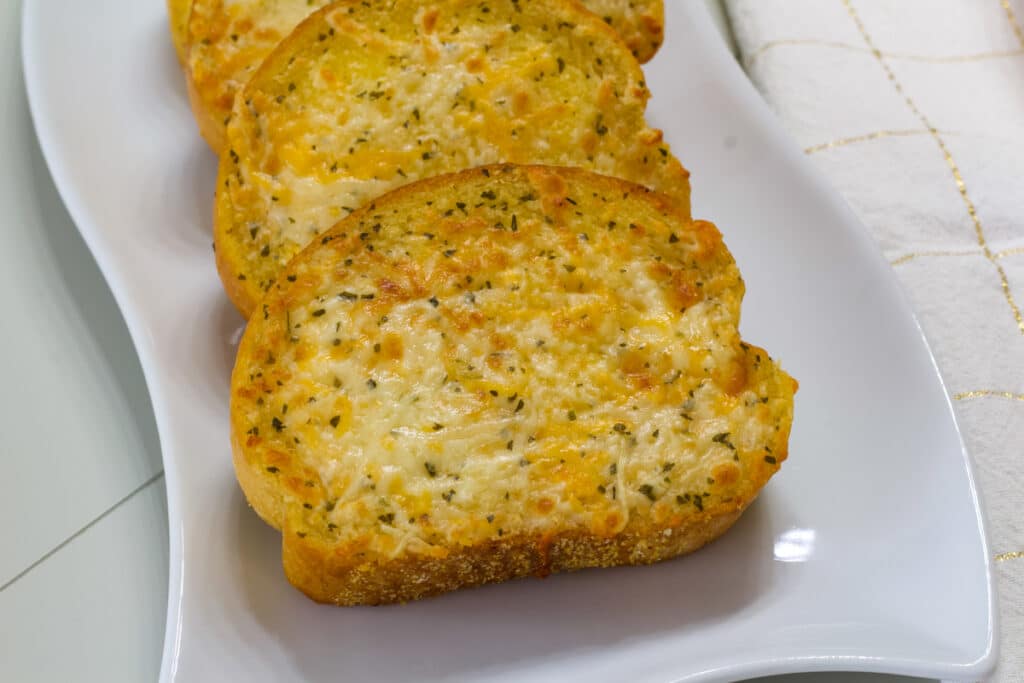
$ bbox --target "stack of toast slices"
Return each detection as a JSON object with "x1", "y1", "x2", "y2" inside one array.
[{"x1": 168, "y1": 0, "x2": 796, "y2": 606}]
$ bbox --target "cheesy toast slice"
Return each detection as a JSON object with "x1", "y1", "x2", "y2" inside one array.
[
  {"x1": 214, "y1": 0, "x2": 690, "y2": 317},
  {"x1": 185, "y1": 0, "x2": 664, "y2": 151},
  {"x1": 230, "y1": 165, "x2": 796, "y2": 605}
]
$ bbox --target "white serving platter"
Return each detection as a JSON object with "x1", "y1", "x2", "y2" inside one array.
[{"x1": 22, "y1": 1, "x2": 995, "y2": 680}]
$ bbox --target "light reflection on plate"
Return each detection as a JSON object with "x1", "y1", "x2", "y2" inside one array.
[{"x1": 774, "y1": 528, "x2": 816, "y2": 563}]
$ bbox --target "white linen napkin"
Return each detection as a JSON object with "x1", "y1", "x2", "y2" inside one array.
[{"x1": 722, "y1": 0, "x2": 1024, "y2": 679}]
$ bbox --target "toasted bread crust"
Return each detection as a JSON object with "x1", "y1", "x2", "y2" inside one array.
[
  {"x1": 186, "y1": 62, "x2": 228, "y2": 154},
  {"x1": 284, "y1": 508, "x2": 745, "y2": 605},
  {"x1": 586, "y1": 0, "x2": 664, "y2": 63},
  {"x1": 213, "y1": 160, "x2": 259, "y2": 316},
  {"x1": 186, "y1": 0, "x2": 334, "y2": 154},
  {"x1": 230, "y1": 164, "x2": 795, "y2": 605},
  {"x1": 167, "y1": 0, "x2": 191, "y2": 65},
  {"x1": 214, "y1": 0, "x2": 691, "y2": 318}
]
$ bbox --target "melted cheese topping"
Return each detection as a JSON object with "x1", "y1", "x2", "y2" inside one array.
[
  {"x1": 584, "y1": 0, "x2": 664, "y2": 62},
  {"x1": 188, "y1": 0, "x2": 664, "y2": 146},
  {"x1": 232, "y1": 166, "x2": 795, "y2": 558},
  {"x1": 216, "y1": 0, "x2": 690, "y2": 314},
  {"x1": 188, "y1": 0, "x2": 334, "y2": 132}
]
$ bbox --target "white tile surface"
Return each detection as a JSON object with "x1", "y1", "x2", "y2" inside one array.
[
  {"x1": 0, "y1": 0, "x2": 163, "y2": 588},
  {"x1": 0, "y1": 0, "x2": 940, "y2": 681},
  {"x1": 0, "y1": 479, "x2": 168, "y2": 682}
]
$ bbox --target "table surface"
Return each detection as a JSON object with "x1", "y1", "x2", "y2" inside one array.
[{"x1": 0, "y1": 1, "x2": 941, "y2": 681}]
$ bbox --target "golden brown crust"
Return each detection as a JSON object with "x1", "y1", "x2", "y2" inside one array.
[
  {"x1": 185, "y1": 62, "x2": 228, "y2": 154},
  {"x1": 230, "y1": 164, "x2": 796, "y2": 605},
  {"x1": 213, "y1": 160, "x2": 258, "y2": 315},
  {"x1": 230, "y1": 407, "x2": 284, "y2": 531},
  {"x1": 583, "y1": 0, "x2": 664, "y2": 63},
  {"x1": 167, "y1": 0, "x2": 191, "y2": 65},
  {"x1": 284, "y1": 508, "x2": 746, "y2": 605}
]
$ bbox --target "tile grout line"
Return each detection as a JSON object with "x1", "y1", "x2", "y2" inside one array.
[
  {"x1": 842, "y1": 0, "x2": 1024, "y2": 336},
  {"x1": 0, "y1": 470, "x2": 165, "y2": 595}
]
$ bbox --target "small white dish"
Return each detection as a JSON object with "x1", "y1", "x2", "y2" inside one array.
[{"x1": 22, "y1": 0, "x2": 996, "y2": 681}]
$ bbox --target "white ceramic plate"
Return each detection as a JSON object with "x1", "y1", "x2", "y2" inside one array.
[{"x1": 22, "y1": 1, "x2": 996, "y2": 680}]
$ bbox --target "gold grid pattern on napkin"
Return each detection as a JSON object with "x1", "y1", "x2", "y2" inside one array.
[
  {"x1": 841, "y1": 0, "x2": 1024, "y2": 333},
  {"x1": 726, "y1": 0, "x2": 1024, "y2": 678},
  {"x1": 744, "y1": 39, "x2": 1024, "y2": 69}
]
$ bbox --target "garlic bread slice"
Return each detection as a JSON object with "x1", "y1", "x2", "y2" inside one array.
[
  {"x1": 231, "y1": 165, "x2": 796, "y2": 605},
  {"x1": 186, "y1": 0, "x2": 664, "y2": 151},
  {"x1": 214, "y1": 0, "x2": 690, "y2": 316}
]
